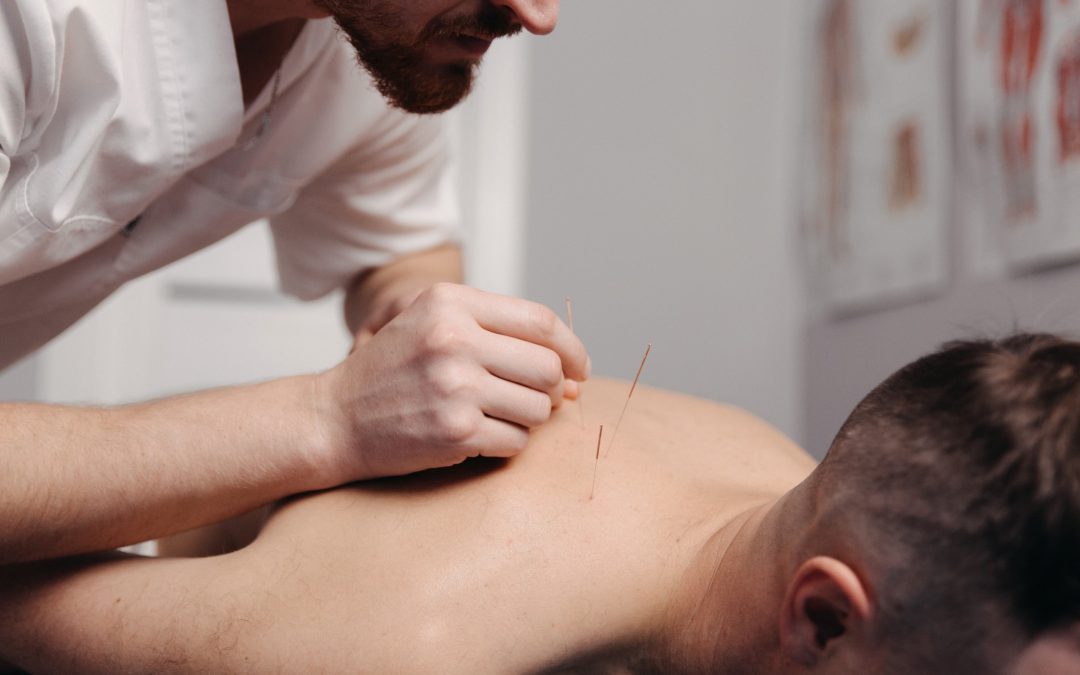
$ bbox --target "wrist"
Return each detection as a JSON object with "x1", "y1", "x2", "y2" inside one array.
[{"x1": 304, "y1": 367, "x2": 362, "y2": 489}]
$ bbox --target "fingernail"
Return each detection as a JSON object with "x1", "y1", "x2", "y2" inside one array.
[{"x1": 585, "y1": 356, "x2": 592, "y2": 378}]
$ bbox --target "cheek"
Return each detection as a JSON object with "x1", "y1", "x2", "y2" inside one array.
[
  {"x1": 343, "y1": 0, "x2": 428, "y2": 42},
  {"x1": 402, "y1": 1, "x2": 449, "y2": 32}
]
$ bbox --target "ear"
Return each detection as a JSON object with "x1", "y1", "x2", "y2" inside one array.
[{"x1": 778, "y1": 556, "x2": 872, "y2": 667}]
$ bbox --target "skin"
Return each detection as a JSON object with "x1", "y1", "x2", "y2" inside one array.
[
  {"x1": 0, "y1": 0, "x2": 579, "y2": 565},
  {"x1": 2, "y1": 380, "x2": 1074, "y2": 673},
  {"x1": 0, "y1": 378, "x2": 815, "y2": 673}
]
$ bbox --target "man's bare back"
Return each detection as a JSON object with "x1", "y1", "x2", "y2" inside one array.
[
  {"x1": 7, "y1": 335, "x2": 1080, "y2": 674},
  {"x1": 0, "y1": 378, "x2": 815, "y2": 673}
]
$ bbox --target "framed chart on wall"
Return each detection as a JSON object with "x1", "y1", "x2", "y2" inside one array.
[
  {"x1": 961, "y1": 0, "x2": 1080, "y2": 271},
  {"x1": 799, "y1": 0, "x2": 950, "y2": 315}
]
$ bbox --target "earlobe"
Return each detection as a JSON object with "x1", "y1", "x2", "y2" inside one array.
[{"x1": 779, "y1": 556, "x2": 872, "y2": 667}]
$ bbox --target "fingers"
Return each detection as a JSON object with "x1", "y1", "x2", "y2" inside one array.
[
  {"x1": 563, "y1": 378, "x2": 580, "y2": 400},
  {"x1": 479, "y1": 372, "x2": 553, "y2": 428},
  {"x1": 476, "y1": 331, "x2": 566, "y2": 408},
  {"x1": 467, "y1": 416, "x2": 530, "y2": 459},
  {"x1": 421, "y1": 284, "x2": 590, "y2": 381}
]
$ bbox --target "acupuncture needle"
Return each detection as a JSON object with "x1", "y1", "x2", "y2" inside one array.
[
  {"x1": 606, "y1": 343, "x2": 652, "y2": 457},
  {"x1": 590, "y1": 425, "x2": 604, "y2": 500},
  {"x1": 565, "y1": 297, "x2": 586, "y2": 429}
]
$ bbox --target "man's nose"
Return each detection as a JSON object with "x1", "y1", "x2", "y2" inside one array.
[{"x1": 491, "y1": 0, "x2": 559, "y2": 35}]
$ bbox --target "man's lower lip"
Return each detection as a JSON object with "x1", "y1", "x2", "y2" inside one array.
[{"x1": 454, "y1": 35, "x2": 491, "y2": 56}]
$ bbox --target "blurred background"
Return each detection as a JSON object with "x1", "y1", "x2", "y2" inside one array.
[{"x1": 6, "y1": 0, "x2": 1080, "y2": 458}]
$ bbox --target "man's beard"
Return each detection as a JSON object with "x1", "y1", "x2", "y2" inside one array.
[{"x1": 314, "y1": 1, "x2": 521, "y2": 114}]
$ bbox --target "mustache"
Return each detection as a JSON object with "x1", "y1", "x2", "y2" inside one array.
[{"x1": 422, "y1": 6, "x2": 523, "y2": 42}]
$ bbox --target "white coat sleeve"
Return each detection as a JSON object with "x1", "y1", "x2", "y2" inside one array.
[{"x1": 268, "y1": 111, "x2": 462, "y2": 301}]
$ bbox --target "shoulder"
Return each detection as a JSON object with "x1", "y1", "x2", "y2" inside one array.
[
  {"x1": 583, "y1": 376, "x2": 817, "y2": 479},
  {"x1": 586, "y1": 377, "x2": 794, "y2": 441}
]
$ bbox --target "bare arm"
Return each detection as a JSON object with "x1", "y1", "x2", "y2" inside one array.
[
  {"x1": 0, "y1": 375, "x2": 331, "y2": 564},
  {"x1": 0, "y1": 553, "x2": 264, "y2": 674}
]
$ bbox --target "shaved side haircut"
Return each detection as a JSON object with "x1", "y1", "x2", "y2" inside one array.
[{"x1": 815, "y1": 334, "x2": 1080, "y2": 671}]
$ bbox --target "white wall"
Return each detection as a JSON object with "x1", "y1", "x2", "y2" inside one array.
[{"x1": 523, "y1": 2, "x2": 805, "y2": 439}]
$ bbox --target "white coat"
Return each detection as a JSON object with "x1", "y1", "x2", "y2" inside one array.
[{"x1": 0, "y1": 0, "x2": 460, "y2": 369}]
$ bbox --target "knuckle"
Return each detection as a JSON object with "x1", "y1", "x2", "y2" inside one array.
[
  {"x1": 421, "y1": 324, "x2": 463, "y2": 357},
  {"x1": 528, "y1": 304, "x2": 559, "y2": 338},
  {"x1": 434, "y1": 404, "x2": 480, "y2": 444},
  {"x1": 427, "y1": 358, "x2": 471, "y2": 397},
  {"x1": 426, "y1": 282, "x2": 458, "y2": 305}
]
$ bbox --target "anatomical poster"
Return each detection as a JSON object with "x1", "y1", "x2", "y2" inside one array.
[
  {"x1": 799, "y1": 0, "x2": 949, "y2": 314},
  {"x1": 961, "y1": 0, "x2": 1080, "y2": 270}
]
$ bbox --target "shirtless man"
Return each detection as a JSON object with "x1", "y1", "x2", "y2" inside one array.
[{"x1": 1, "y1": 334, "x2": 1078, "y2": 673}]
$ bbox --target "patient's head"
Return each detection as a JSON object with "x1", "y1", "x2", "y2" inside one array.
[{"x1": 790, "y1": 333, "x2": 1080, "y2": 673}]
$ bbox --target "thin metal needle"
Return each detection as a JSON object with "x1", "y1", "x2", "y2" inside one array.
[
  {"x1": 606, "y1": 343, "x2": 652, "y2": 457},
  {"x1": 565, "y1": 297, "x2": 586, "y2": 429},
  {"x1": 590, "y1": 425, "x2": 604, "y2": 500}
]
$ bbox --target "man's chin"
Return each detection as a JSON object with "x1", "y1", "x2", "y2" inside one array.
[{"x1": 374, "y1": 64, "x2": 476, "y2": 114}]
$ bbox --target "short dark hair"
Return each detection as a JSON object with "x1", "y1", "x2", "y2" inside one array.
[{"x1": 818, "y1": 334, "x2": 1080, "y2": 666}]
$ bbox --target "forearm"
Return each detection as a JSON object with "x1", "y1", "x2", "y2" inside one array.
[
  {"x1": 344, "y1": 243, "x2": 463, "y2": 336},
  {"x1": 0, "y1": 553, "x2": 260, "y2": 673},
  {"x1": 0, "y1": 374, "x2": 330, "y2": 564}
]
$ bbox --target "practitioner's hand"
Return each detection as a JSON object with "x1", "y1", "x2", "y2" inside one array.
[
  {"x1": 353, "y1": 288, "x2": 582, "y2": 399},
  {"x1": 350, "y1": 286, "x2": 583, "y2": 402},
  {"x1": 316, "y1": 283, "x2": 590, "y2": 480}
]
